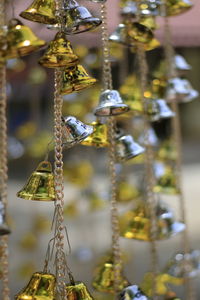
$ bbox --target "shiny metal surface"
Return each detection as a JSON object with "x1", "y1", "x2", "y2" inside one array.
[{"x1": 17, "y1": 161, "x2": 56, "y2": 201}]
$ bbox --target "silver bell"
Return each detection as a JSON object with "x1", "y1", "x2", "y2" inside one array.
[
  {"x1": 165, "y1": 250, "x2": 200, "y2": 278},
  {"x1": 138, "y1": 127, "x2": 158, "y2": 147},
  {"x1": 156, "y1": 99, "x2": 175, "y2": 119},
  {"x1": 119, "y1": 284, "x2": 150, "y2": 300},
  {"x1": 62, "y1": 116, "x2": 93, "y2": 145},
  {"x1": 116, "y1": 135, "x2": 145, "y2": 161},
  {"x1": 94, "y1": 89, "x2": 130, "y2": 117},
  {"x1": 174, "y1": 54, "x2": 191, "y2": 72},
  {"x1": 0, "y1": 202, "x2": 11, "y2": 236}
]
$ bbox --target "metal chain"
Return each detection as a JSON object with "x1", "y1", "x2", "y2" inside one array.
[
  {"x1": 0, "y1": 1, "x2": 10, "y2": 299},
  {"x1": 100, "y1": 3, "x2": 113, "y2": 91},
  {"x1": 162, "y1": 5, "x2": 195, "y2": 299},
  {"x1": 100, "y1": 1, "x2": 122, "y2": 296},
  {"x1": 136, "y1": 45, "x2": 159, "y2": 300},
  {"x1": 108, "y1": 117, "x2": 123, "y2": 294},
  {"x1": 53, "y1": 69, "x2": 68, "y2": 298}
]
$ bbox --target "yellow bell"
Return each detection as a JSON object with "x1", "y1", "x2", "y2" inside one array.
[
  {"x1": 140, "y1": 272, "x2": 183, "y2": 297},
  {"x1": 17, "y1": 161, "x2": 56, "y2": 201},
  {"x1": 15, "y1": 272, "x2": 56, "y2": 299},
  {"x1": 140, "y1": 16, "x2": 158, "y2": 31},
  {"x1": 6, "y1": 18, "x2": 46, "y2": 59},
  {"x1": 20, "y1": 0, "x2": 57, "y2": 24},
  {"x1": 157, "y1": 139, "x2": 178, "y2": 162},
  {"x1": 81, "y1": 122, "x2": 109, "y2": 148},
  {"x1": 61, "y1": 64, "x2": 97, "y2": 95},
  {"x1": 92, "y1": 256, "x2": 129, "y2": 293},
  {"x1": 128, "y1": 22, "x2": 154, "y2": 44},
  {"x1": 154, "y1": 163, "x2": 180, "y2": 195},
  {"x1": 119, "y1": 201, "x2": 185, "y2": 241},
  {"x1": 165, "y1": 0, "x2": 193, "y2": 16},
  {"x1": 117, "y1": 181, "x2": 141, "y2": 203},
  {"x1": 39, "y1": 32, "x2": 79, "y2": 68},
  {"x1": 65, "y1": 282, "x2": 94, "y2": 300}
]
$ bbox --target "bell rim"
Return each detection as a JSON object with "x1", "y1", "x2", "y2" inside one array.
[
  {"x1": 64, "y1": 127, "x2": 94, "y2": 145},
  {"x1": 17, "y1": 191, "x2": 56, "y2": 201},
  {"x1": 0, "y1": 224, "x2": 11, "y2": 236},
  {"x1": 94, "y1": 104, "x2": 130, "y2": 117},
  {"x1": 6, "y1": 41, "x2": 46, "y2": 59},
  {"x1": 19, "y1": 11, "x2": 57, "y2": 25},
  {"x1": 64, "y1": 18, "x2": 102, "y2": 35}
]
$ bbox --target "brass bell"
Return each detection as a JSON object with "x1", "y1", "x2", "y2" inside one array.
[
  {"x1": 157, "y1": 139, "x2": 177, "y2": 162},
  {"x1": 81, "y1": 121, "x2": 109, "y2": 148},
  {"x1": 128, "y1": 22, "x2": 154, "y2": 44},
  {"x1": 119, "y1": 284, "x2": 150, "y2": 300},
  {"x1": 164, "y1": 0, "x2": 193, "y2": 16},
  {"x1": 0, "y1": 202, "x2": 11, "y2": 236},
  {"x1": 15, "y1": 271, "x2": 56, "y2": 299},
  {"x1": 154, "y1": 162, "x2": 180, "y2": 195},
  {"x1": 17, "y1": 161, "x2": 56, "y2": 201},
  {"x1": 119, "y1": 200, "x2": 185, "y2": 241},
  {"x1": 92, "y1": 256, "x2": 129, "y2": 293},
  {"x1": 20, "y1": 0, "x2": 57, "y2": 24},
  {"x1": 6, "y1": 19, "x2": 46, "y2": 59},
  {"x1": 165, "y1": 250, "x2": 200, "y2": 279},
  {"x1": 61, "y1": 64, "x2": 97, "y2": 95},
  {"x1": 117, "y1": 181, "x2": 141, "y2": 203},
  {"x1": 141, "y1": 272, "x2": 183, "y2": 297},
  {"x1": 65, "y1": 281, "x2": 94, "y2": 300},
  {"x1": 116, "y1": 134, "x2": 145, "y2": 161},
  {"x1": 165, "y1": 291, "x2": 181, "y2": 300},
  {"x1": 39, "y1": 32, "x2": 78, "y2": 68},
  {"x1": 48, "y1": 0, "x2": 102, "y2": 34},
  {"x1": 62, "y1": 116, "x2": 94, "y2": 145},
  {"x1": 94, "y1": 89, "x2": 130, "y2": 116}
]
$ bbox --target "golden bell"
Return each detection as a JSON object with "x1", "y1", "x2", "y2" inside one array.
[
  {"x1": 92, "y1": 256, "x2": 129, "y2": 293},
  {"x1": 17, "y1": 161, "x2": 56, "y2": 201},
  {"x1": 128, "y1": 22, "x2": 153, "y2": 44},
  {"x1": 116, "y1": 134, "x2": 145, "y2": 162},
  {"x1": 0, "y1": 202, "x2": 11, "y2": 236},
  {"x1": 61, "y1": 64, "x2": 97, "y2": 95},
  {"x1": 6, "y1": 19, "x2": 46, "y2": 59},
  {"x1": 157, "y1": 139, "x2": 178, "y2": 162},
  {"x1": 119, "y1": 201, "x2": 185, "y2": 241},
  {"x1": 154, "y1": 163, "x2": 180, "y2": 195},
  {"x1": 48, "y1": 0, "x2": 101, "y2": 34},
  {"x1": 117, "y1": 181, "x2": 141, "y2": 203},
  {"x1": 81, "y1": 121, "x2": 109, "y2": 148},
  {"x1": 94, "y1": 89, "x2": 130, "y2": 116},
  {"x1": 15, "y1": 271, "x2": 56, "y2": 300},
  {"x1": 141, "y1": 272, "x2": 183, "y2": 297},
  {"x1": 119, "y1": 284, "x2": 150, "y2": 300},
  {"x1": 164, "y1": 0, "x2": 193, "y2": 16},
  {"x1": 62, "y1": 116, "x2": 94, "y2": 145},
  {"x1": 65, "y1": 281, "x2": 94, "y2": 300},
  {"x1": 20, "y1": 0, "x2": 57, "y2": 24},
  {"x1": 39, "y1": 32, "x2": 79, "y2": 68}
]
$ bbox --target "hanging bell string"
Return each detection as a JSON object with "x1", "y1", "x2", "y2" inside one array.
[
  {"x1": 101, "y1": 3, "x2": 113, "y2": 91},
  {"x1": 100, "y1": 2, "x2": 123, "y2": 296},
  {"x1": 0, "y1": 1, "x2": 10, "y2": 299},
  {"x1": 136, "y1": 43, "x2": 159, "y2": 300},
  {"x1": 162, "y1": 2, "x2": 195, "y2": 299}
]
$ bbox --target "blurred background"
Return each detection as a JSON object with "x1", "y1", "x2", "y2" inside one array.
[{"x1": 3, "y1": 0, "x2": 200, "y2": 298}]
